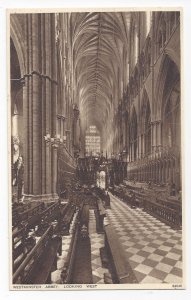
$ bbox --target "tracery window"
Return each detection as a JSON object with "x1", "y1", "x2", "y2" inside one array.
[{"x1": 85, "y1": 125, "x2": 101, "y2": 157}]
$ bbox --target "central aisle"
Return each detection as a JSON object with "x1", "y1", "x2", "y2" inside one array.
[{"x1": 107, "y1": 194, "x2": 182, "y2": 284}]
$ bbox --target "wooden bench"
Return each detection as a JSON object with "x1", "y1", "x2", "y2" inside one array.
[
  {"x1": 129, "y1": 190, "x2": 146, "y2": 207},
  {"x1": 112, "y1": 186, "x2": 124, "y2": 199},
  {"x1": 13, "y1": 225, "x2": 62, "y2": 284},
  {"x1": 40, "y1": 202, "x2": 60, "y2": 225},
  {"x1": 34, "y1": 202, "x2": 61, "y2": 235},
  {"x1": 12, "y1": 226, "x2": 33, "y2": 272},
  {"x1": 26, "y1": 236, "x2": 62, "y2": 284},
  {"x1": 61, "y1": 208, "x2": 83, "y2": 283},
  {"x1": 111, "y1": 183, "x2": 182, "y2": 229},
  {"x1": 61, "y1": 202, "x2": 90, "y2": 283},
  {"x1": 12, "y1": 202, "x2": 63, "y2": 274},
  {"x1": 61, "y1": 203, "x2": 76, "y2": 235},
  {"x1": 157, "y1": 195, "x2": 181, "y2": 211},
  {"x1": 79, "y1": 204, "x2": 89, "y2": 239},
  {"x1": 61, "y1": 221, "x2": 79, "y2": 283},
  {"x1": 143, "y1": 198, "x2": 182, "y2": 229},
  {"x1": 12, "y1": 202, "x2": 45, "y2": 228},
  {"x1": 12, "y1": 203, "x2": 32, "y2": 227},
  {"x1": 12, "y1": 203, "x2": 32, "y2": 225},
  {"x1": 104, "y1": 224, "x2": 137, "y2": 284}
]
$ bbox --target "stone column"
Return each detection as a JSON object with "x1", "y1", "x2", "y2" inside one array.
[
  {"x1": 52, "y1": 141, "x2": 59, "y2": 199},
  {"x1": 22, "y1": 13, "x2": 60, "y2": 202},
  {"x1": 142, "y1": 134, "x2": 145, "y2": 157},
  {"x1": 131, "y1": 143, "x2": 134, "y2": 161},
  {"x1": 41, "y1": 14, "x2": 46, "y2": 195},
  {"x1": 73, "y1": 105, "x2": 80, "y2": 150},
  {"x1": 57, "y1": 116, "x2": 61, "y2": 137},
  {"x1": 60, "y1": 117, "x2": 63, "y2": 137},
  {"x1": 151, "y1": 121, "x2": 155, "y2": 152},
  {"x1": 41, "y1": 77, "x2": 46, "y2": 195},
  {"x1": 23, "y1": 78, "x2": 29, "y2": 195},
  {"x1": 66, "y1": 130, "x2": 71, "y2": 150},
  {"x1": 51, "y1": 14, "x2": 57, "y2": 138},
  {"x1": 138, "y1": 135, "x2": 142, "y2": 159},
  {"x1": 28, "y1": 15, "x2": 33, "y2": 196},
  {"x1": 32, "y1": 14, "x2": 41, "y2": 195},
  {"x1": 156, "y1": 120, "x2": 162, "y2": 146},
  {"x1": 45, "y1": 137, "x2": 51, "y2": 195},
  {"x1": 45, "y1": 14, "x2": 52, "y2": 195}
]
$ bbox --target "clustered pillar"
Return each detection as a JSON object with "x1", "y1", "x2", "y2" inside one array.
[{"x1": 23, "y1": 13, "x2": 59, "y2": 202}]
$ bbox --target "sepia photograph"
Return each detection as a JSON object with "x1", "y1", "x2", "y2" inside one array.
[{"x1": 8, "y1": 8, "x2": 183, "y2": 289}]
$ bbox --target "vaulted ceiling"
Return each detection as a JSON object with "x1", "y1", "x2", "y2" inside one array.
[{"x1": 70, "y1": 12, "x2": 131, "y2": 134}]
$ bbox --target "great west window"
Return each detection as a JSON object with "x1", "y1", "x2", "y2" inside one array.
[{"x1": 85, "y1": 125, "x2": 101, "y2": 157}]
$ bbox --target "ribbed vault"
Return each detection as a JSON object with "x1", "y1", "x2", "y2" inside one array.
[{"x1": 70, "y1": 12, "x2": 131, "y2": 137}]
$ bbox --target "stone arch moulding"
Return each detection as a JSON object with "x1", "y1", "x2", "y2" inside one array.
[
  {"x1": 161, "y1": 78, "x2": 180, "y2": 146},
  {"x1": 10, "y1": 17, "x2": 26, "y2": 77},
  {"x1": 154, "y1": 54, "x2": 180, "y2": 120},
  {"x1": 140, "y1": 88, "x2": 152, "y2": 121},
  {"x1": 164, "y1": 47, "x2": 180, "y2": 72},
  {"x1": 140, "y1": 90, "x2": 152, "y2": 156},
  {"x1": 130, "y1": 101, "x2": 139, "y2": 123}
]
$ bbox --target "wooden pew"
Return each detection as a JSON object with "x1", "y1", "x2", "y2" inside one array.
[
  {"x1": 35, "y1": 202, "x2": 61, "y2": 235},
  {"x1": 12, "y1": 202, "x2": 62, "y2": 273},
  {"x1": 104, "y1": 224, "x2": 137, "y2": 284},
  {"x1": 12, "y1": 226, "x2": 34, "y2": 272},
  {"x1": 61, "y1": 202, "x2": 86, "y2": 283},
  {"x1": 79, "y1": 204, "x2": 89, "y2": 239},
  {"x1": 40, "y1": 202, "x2": 60, "y2": 226},
  {"x1": 12, "y1": 203, "x2": 30, "y2": 227},
  {"x1": 13, "y1": 225, "x2": 62, "y2": 284},
  {"x1": 12, "y1": 203, "x2": 32, "y2": 222},
  {"x1": 61, "y1": 218, "x2": 79, "y2": 283},
  {"x1": 157, "y1": 195, "x2": 181, "y2": 211},
  {"x1": 111, "y1": 183, "x2": 182, "y2": 229},
  {"x1": 12, "y1": 202, "x2": 45, "y2": 228},
  {"x1": 143, "y1": 198, "x2": 182, "y2": 229},
  {"x1": 60, "y1": 203, "x2": 76, "y2": 235},
  {"x1": 124, "y1": 189, "x2": 146, "y2": 208},
  {"x1": 13, "y1": 202, "x2": 60, "y2": 233},
  {"x1": 61, "y1": 200, "x2": 91, "y2": 283}
]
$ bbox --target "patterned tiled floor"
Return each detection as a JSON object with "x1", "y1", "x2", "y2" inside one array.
[
  {"x1": 51, "y1": 211, "x2": 78, "y2": 283},
  {"x1": 107, "y1": 193, "x2": 182, "y2": 284},
  {"x1": 89, "y1": 209, "x2": 109, "y2": 284}
]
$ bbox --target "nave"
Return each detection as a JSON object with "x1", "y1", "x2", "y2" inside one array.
[{"x1": 10, "y1": 11, "x2": 182, "y2": 287}]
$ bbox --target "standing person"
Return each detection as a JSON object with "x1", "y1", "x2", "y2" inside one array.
[
  {"x1": 170, "y1": 183, "x2": 176, "y2": 196},
  {"x1": 130, "y1": 191, "x2": 136, "y2": 208}
]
